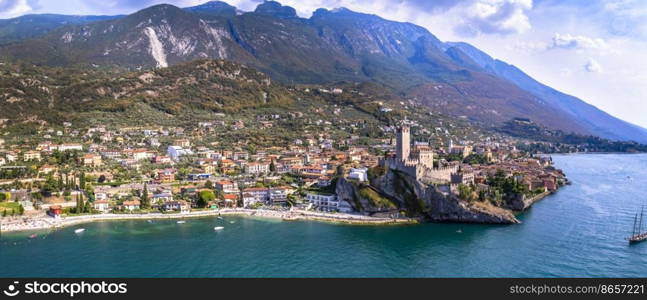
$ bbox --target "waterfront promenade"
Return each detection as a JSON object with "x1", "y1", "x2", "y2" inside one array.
[{"x1": 0, "y1": 208, "x2": 417, "y2": 232}]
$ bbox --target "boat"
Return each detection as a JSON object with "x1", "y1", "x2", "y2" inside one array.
[
  {"x1": 214, "y1": 226, "x2": 224, "y2": 231},
  {"x1": 229, "y1": 221, "x2": 235, "y2": 224},
  {"x1": 627, "y1": 206, "x2": 647, "y2": 244},
  {"x1": 456, "y1": 229, "x2": 462, "y2": 233},
  {"x1": 176, "y1": 221, "x2": 186, "y2": 224},
  {"x1": 29, "y1": 234, "x2": 37, "y2": 239},
  {"x1": 74, "y1": 228, "x2": 85, "y2": 234},
  {"x1": 217, "y1": 217, "x2": 223, "y2": 220}
]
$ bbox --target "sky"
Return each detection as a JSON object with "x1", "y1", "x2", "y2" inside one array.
[{"x1": 1, "y1": 0, "x2": 646, "y2": 128}]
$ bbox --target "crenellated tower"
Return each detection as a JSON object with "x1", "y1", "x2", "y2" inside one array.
[{"x1": 396, "y1": 125, "x2": 410, "y2": 161}]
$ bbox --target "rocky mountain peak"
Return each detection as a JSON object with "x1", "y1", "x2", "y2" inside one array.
[
  {"x1": 254, "y1": 1, "x2": 298, "y2": 19},
  {"x1": 184, "y1": 1, "x2": 238, "y2": 17}
]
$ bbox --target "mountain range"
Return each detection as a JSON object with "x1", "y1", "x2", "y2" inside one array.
[{"x1": 0, "y1": 1, "x2": 645, "y2": 143}]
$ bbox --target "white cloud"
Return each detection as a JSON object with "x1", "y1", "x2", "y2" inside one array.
[
  {"x1": 508, "y1": 40, "x2": 548, "y2": 52},
  {"x1": 551, "y1": 33, "x2": 608, "y2": 50},
  {"x1": 0, "y1": 0, "x2": 33, "y2": 18},
  {"x1": 455, "y1": 0, "x2": 533, "y2": 37},
  {"x1": 584, "y1": 58, "x2": 602, "y2": 73}
]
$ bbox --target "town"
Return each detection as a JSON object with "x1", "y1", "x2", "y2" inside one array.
[{"x1": 0, "y1": 115, "x2": 567, "y2": 231}]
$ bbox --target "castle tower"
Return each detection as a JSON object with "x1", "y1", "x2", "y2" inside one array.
[{"x1": 396, "y1": 126, "x2": 410, "y2": 161}]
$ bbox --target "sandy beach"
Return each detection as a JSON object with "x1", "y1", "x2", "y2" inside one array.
[{"x1": 0, "y1": 208, "x2": 417, "y2": 232}]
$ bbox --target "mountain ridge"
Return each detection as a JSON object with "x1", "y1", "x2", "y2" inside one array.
[{"x1": 0, "y1": 1, "x2": 645, "y2": 143}]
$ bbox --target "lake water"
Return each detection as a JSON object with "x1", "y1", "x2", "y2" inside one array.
[{"x1": 1, "y1": 153, "x2": 646, "y2": 277}]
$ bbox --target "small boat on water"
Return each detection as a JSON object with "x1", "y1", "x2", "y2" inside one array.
[
  {"x1": 29, "y1": 234, "x2": 37, "y2": 239},
  {"x1": 214, "y1": 226, "x2": 224, "y2": 231},
  {"x1": 217, "y1": 217, "x2": 223, "y2": 220},
  {"x1": 627, "y1": 206, "x2": 647, "y2": 244},
  {"x1": 177, "y1": 220, "x2": 186, "y2": 224},
  {"x1": 147, "y1": 220, "x2": 153, "y2": 223},
  {"x1": 229, "y1": 221, "x2": 235, "y2": 224},
  {"x1": 74, "y1": 228, "x2": 85, "y2": 234},
  {"x1": 456, "y1": 229, "x2": 462, "y2": 233}
]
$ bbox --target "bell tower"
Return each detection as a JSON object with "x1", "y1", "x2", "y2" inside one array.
[{"x1": 396, "y1": 126, "x2": 410, "y2": 161}]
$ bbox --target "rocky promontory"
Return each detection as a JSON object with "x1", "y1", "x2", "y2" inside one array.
[{"x1": 336, "y1": 168, "x2": 520, "y2": 224}]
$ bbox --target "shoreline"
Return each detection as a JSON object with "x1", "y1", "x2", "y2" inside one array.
[{"x1": 0, "y1": 208, "x2": 418, "y2": 233}]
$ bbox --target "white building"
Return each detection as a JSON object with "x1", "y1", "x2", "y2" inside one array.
[
  {"x1": 244, "y1": 162, "x2": 270, "y2": 175},
  {"x1": 306, "y1": 193, "x2": 342, "y2": 212},
  {"x1": 93, "y1": 200, "x2": 110, "y2": 212},
  {"x1": 167, "y1": 146, "x2": 193, "y2": 161},
  {"x1": 95, "y1": 192, "x2": 108, "y2": 201},
  {"x1": 58, "y1": 144, "x2": 83, "y2": 151},
  {"x1": 348, "y1": 168, "x2": 368, "y2": 182}
]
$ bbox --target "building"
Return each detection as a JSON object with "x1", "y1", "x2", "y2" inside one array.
[
  {"x1": 222, "y1": 194, "x2": 238, "y2": 207},
  {"x1": 348, "y1": 168, "x2": 368, "y2": 182},
  {"x1": 174, "y1": 139, "x2": 191, "y2": 148},
  {"x1": 215, "y1": 180, "x2": 239, "y2": 194},
  {"x1": 396, "y1": 126, "x2": 410, "y2": 161},
  {"x1": 187, "y1": 173, "x2": 211, "y2": 181},
  {"x1": 157, "y1": 169, "x2": 176, "y2": 183},
  {"x1": 449, "y1": 145, "x2": 473, "y2": 158},
  {"x1": 239, "y1": 186, "x2": 291, "y2": 207},
  {"x1": 123, "y1": 200, "x2": 140, "y2": 211},
  {"x1": 82, "y1": 154, "x2": 103, "y2": 167},
  {"x1": 58, "y1": 144, "x2": 83, "y2": 152},
  {"x1": 306, "y1": 193, "x2": 342, "y2": 212},
  {"x1": 131, "y1": 149, "x2": 154, "y2": 161},
  {"x1": 162, "y1": 201, "x2": 190, "y2": 213},
  {"x1": 245, "y1": 162, "x2": 270, "y2": 175},
  {"x1": 242, "y1": 187, "x2": 269, "y2": 206},
  {"x1": 23, "y1": 151, "x2": 41, "y2": 162},
  {"x1": 269, "y1": 187, "x2": 289, "y2": 205},
  {"x1": 48, "y1": 205, "x2": 63, "y2": 217},
  {"x1": 152, "y1": 191, "x2": 173, "y2": 203},
  {"x1": 93, "y1": 200, "x2": 111, "y2": 212},
  {"x1": 152, "y1": 155, "x2": 172, "y2": 164},
  {"x1": 167, "y1": 146, "x2": 193, "y2": 161},
  {"x1": 317, "y1": 176, "x2": 332, "y2": 187},
  {"x1": 380, "y1": 125, "x2": 457, "y2": 183}
]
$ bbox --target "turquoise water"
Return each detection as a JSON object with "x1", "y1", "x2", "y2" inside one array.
[{"x1": 1, "y1": 154, "x2": 646, "y2": 277}]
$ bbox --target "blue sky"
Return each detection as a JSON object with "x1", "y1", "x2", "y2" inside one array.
[{"x1": 2, "y1": 0, "x2": 647, "y2": 128}]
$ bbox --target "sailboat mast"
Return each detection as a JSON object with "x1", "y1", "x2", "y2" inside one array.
[
  {"x1": 640, "y1": 206, "x2": 645, "y2": 233},
  {"x1": 632, "y1": 213, "x2": 638, "y2": 236}
]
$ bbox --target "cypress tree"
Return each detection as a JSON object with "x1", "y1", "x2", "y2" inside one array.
[
  {"x1": 141, "y1": 183, "x2": 150, "y2": 209},
  {"x1": 79, "y1": 172, "x2": 86, "y2": 190},
  {"x1": 76, "y1": 193, "x2": 82, "y2": 213},
  {"x1": 57, "y1": 173, "x2": 63, "y2": 191}
]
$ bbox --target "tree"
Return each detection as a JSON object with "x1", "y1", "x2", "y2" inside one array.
[
  {"x1": 204, "y1": 180, "x2": 213, "y2": 189},
  {"x1": 197, "y1": 190, "x2": 216, "y2": 208},
  {"x1": 79, "y1": 172, "x2": 86, "y2": 190},
  {"x1": 269, "y1": 160, "x2": 276, "y2": 173},
  {"x1": 57, "y1": 173, "x2": 63, "y2": 190},
  {"x1": 98, "y1": 175, "x2": 106, "y2": 183},
  {"x1": 18, "y1": 205, "x2": 24, "y2": 215},
  {"x1": 141, "y1": 183, "x2": 150, "y2": 209},
  {"x1": 84, "y1": 200, "x2": 91, "y2": 213},
  {"x1": 2, "y1": 210, "x2": 6, "y2": 217},
  {"x1": 75, "y1": 193, "x2": 84, "y2": 214}
]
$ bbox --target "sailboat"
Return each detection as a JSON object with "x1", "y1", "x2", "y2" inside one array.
[{"x1": 627, "y1": 206, "x2": 647, "y2": 244}]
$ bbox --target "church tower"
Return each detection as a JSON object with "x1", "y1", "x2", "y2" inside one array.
[{"x1": 396, "y1": 126, "x2": 410, "y2": 161}]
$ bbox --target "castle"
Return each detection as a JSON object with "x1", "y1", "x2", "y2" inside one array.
[{"x1": 381, "y1": 125, "x2": 457, "y2": 183}]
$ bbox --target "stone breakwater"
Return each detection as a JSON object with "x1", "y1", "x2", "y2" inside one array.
[{"x1": 0, "y1": 209, "x2": 417, "y2": 232}]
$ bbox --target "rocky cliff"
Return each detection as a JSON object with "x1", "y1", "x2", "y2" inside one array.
[{"x1": 336, "y1": 169, "x2": 519, "y2": 224}]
